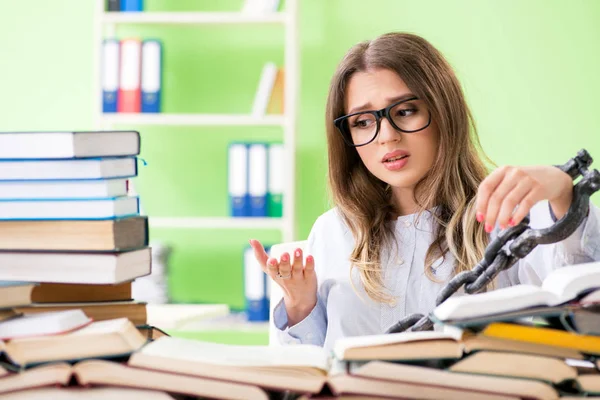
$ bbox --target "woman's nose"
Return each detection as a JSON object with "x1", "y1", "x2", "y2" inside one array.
[{"x1": 377, "y1": 117, "x2": 401, "y2": 144}]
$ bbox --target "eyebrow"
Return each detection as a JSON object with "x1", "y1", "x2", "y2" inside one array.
[{"x1": 347, "y1": 93, "x2": 417, "y2": 114}]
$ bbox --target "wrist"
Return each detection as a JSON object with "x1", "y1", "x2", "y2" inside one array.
[
  {"x1": 284, "y1": 297, "x2": 317, "y2": 326},
  {"x1": 549, "y1": 174, "x2": 573, "y2": 220}
]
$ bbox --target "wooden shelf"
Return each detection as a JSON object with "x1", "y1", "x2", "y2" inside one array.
[
  {"x1": 149, "y1": 217, "x2": 284, "y2": 229},
  {"x1": 100, "y1": 113, "x2": 285, "y2": 126},
  {"x1": 102, "y1": 11, "x2": 287, "y2": 25}
]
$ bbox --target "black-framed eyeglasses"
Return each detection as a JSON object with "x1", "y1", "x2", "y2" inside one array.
[{"x1": 333, "y1": 97, "x2": 432, "y2": 147}]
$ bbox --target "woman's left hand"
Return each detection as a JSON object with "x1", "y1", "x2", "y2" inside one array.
[{"x1": 476, "y1": 165, "x2": 573, "y2": 232}]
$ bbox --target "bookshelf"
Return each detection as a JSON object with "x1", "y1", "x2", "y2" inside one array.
[{"x1": 91, "y1": 0, "x2": 299, "y2": 243}]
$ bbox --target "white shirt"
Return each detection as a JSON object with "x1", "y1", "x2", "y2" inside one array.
[{"x1": 273, "y1": 200, "x2": 600, "y2": 353}]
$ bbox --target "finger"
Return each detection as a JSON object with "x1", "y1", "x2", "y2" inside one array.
[
  {"x1": 477, "y1": 166, "x2": 509, "y2": 223},
  {"x1": 291, "y1": 248, "x2": 304, "y2": 280},
  {"x1": 496, "y1": 179, "x2": 531, "y2": 229},
  {"x1": 278, "y1": 253, "x2": 292, "y2": 280},
  {"x1": 304, "y1": 255, "x2": 315, "y2": 278},
  {"x1": 484, "y1": 168, "x2": 527, "y2": 233},
  {"x1": 510, "y1": 187, "x2": 544, "y2": 226},
  {"x1": 266, "y1": 257, "x2": 279, "y2": 280},
  {"x1": 249, "y1": 239, "x2": 269, "y2": 269}
]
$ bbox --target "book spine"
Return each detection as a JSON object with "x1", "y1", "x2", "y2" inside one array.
[
  {"x1": 102, "y1": 39, "x2": 120, "y2": 113},
  {"x1": 141, "y1": 40, "x2": 162, "y2": 113},
  {"x1": 107, "y1": 0, "x2": 121, "y2": 11},
  {"x1": 248, "y1": 143, "x2": 268, "y2": 217},
  {"x1": 244, "y1": 247, "x2": 269, "y2": 321},
  {"x1": 251, "y1": 63, "x2": 278, "y2": 117},
  {"x1": 267, "y1": 143, "x2": 283, "y2": 217},
  {"x1": 228, "y1": 143, "x2": 249, "y2": 217},
  {"x1": 118, "y1": 39, "x2": 142, "y2": 113},
  {"x1": 120, "y1": 0, "x2": 143, "y2": 11}
]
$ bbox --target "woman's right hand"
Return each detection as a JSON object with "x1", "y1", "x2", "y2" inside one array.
[{"x1": 249, "y1": 239, "x2": 317, "y2": 326}]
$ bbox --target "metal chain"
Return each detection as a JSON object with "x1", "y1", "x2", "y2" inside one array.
[{"x1": 387, "y1": 149, "x2": 600, "y2": 334}]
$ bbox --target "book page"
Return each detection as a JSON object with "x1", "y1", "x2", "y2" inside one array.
[
  {"x1": 433, "y1": 284, "x2": 556, "y2": 321},
  {"x1": 139, "y1": 337, "x2": 329, "y2": 371}
]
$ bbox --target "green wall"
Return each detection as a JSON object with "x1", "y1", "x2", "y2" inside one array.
[{"x1": 1, "y1": 0, "x2": 599, "y2": 309}]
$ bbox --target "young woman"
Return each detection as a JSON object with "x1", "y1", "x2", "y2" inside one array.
[{"x1": 250, "y1": 32, "x2": 600, "y2": 351}]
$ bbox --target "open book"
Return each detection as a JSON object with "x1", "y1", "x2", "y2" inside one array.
[
  {"x1": 0, "y1": 318, "x2": 146, "y2": 367},
  {"x1": 0, "y1": 360, "x2": 268, "y2": 400},
  {"x1": 433, "y1": 261, "x2": 600, "y2": 323},
  {"x1": 127, "y1": 333, "x2": 587, "y2": 397},
  {"x1": 449, "y1": 351, "x2": 600, "y2": 394}
]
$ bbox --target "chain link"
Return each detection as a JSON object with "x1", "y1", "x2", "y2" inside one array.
[{"x1": 387, "y1": 149, "x2": 600, "y2": 334}]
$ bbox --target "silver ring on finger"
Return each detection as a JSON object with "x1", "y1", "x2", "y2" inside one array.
[{"x1": 277, "y1": 270, "x2": 292, "y2": 280}]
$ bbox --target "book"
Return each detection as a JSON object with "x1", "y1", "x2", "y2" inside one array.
[
  {"x1": 0, "y1": 216, "x2": 148, "y2": 251},
  {"x1": 251, "y1": 63, "x2": 278, "y2": 116},
  {"x1": 0, "y1": 360, "x2": 268, "y2": 400},
  {"x1": 0, "y1": 196, "x2": 139, "y2": 220},
  {"x1": 0, "y1": 157, "x2": 137, "y2": 181},
  {"x1": 0, "y1": 178, "x2": 128, "y2": 200},
  {"x1": 335, "y1": 361, "x2": 559, "y2": 400},
  {"x1": 16, "y1": 300, "x2": 147, "y2": 326},
  {"x1": 266, "y1": 67, "x2": 284, "y2": 114},
  {"x1": 267, "y1": 143, "x2": 283, "y2": 217},
  {"x1": 448, "y1": 351, "x2": 600, "y2": 392},
  {"x1": 332, "y1": 329, "x2": 582, "y2": 363},
  {"x1": 120, "y1": 0, "x2": 143, "y2": 11},
  {"x1": 433, "y1": 261, "x2": 600, "y2": 322},
  {"x1": 128, "y1": 337, "x2": 328, "y2": 394},
  {"x1": 31, "y1": 282, "x2": 132, "y2": 303},
  {"x1": 106, "y1": 0, "x2": 120, "y2": 11},
  {"x1": 480, "y1": 322, "x2": 600, "y2": 355},
  {"x1": 0, "y1": 281, "x2": 34, "y2": 308},
  {"x1": 228, "y1": 143, "x2": 249, "y2": 217},
  {"x1": 1, "y1": 387, "x2": 176, "y2": 400},
  {"x1": 0, "y1": 247, "x2": 151, "y2": 284},
  {"x1": 248, "y1": 143, "x2": 268, "y2": 217},
  {"x1": 118, "y1": 39, "x2": 142, "y2": 113},
  {"x1": 102, "y1": 39, "x2": 120, "y2": 113},
  {"x1": 244, "y1": 246, "x2": 269, "y2": 321},
  {"x1": 141, "y1": 40, "x2": 162, "y2": 113},
  {"x1": 0, "y1": 310, "x2": 92, "y2": 340},
  {"x1": 136, "y1": 324, "x2": 170, "y2": 341},
  {"x1": 0, "y1": 318, "x2": 146, "y2": 367},
  {"x1": 0, "y1": 131, "x2": 140, "y2": 159}
]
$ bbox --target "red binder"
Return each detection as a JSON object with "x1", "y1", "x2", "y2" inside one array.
[{"x1": 118, "y1": 39, "x2": 142, "y2": 113}]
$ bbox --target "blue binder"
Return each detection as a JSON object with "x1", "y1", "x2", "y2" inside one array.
[
  {"x1": 228, "y1": 143, "x2": 249, "y2": 217},
  {"x1": 248, "y1": 143, "x2": 268, "y2": 217},
  {"x1": 141, "y1": 40, "x2": 162, "y2": 113},
  {"x1": 102, "y1": 39, "x2": 119, "y2": 113},
  {"x1": 244, "y1": 246, "x2": 269, "y2": 322},
  {"x1": 121, "y1": 0, "x2": 143, "y2": 11}
]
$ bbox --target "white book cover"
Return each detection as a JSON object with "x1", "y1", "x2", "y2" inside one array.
[
  {"x1": 251, "y1": 63, "x2": 278, "y2": 117},
  {"x1": 0, "y1": 196, "x2": 139, "y2": 220},
  {"x1": 248, "y1": 144, "x2": 268, "y2": 199},
  {"x1": 244, "y1": 247, "x2": 264, "y2": 303},
  {"x1": 0, "y1": 158, "x2": 137, "y2": 181},
  {"x1": 102, "y1": 39, "x2": 120, "y2": 106},
  {"x1": 433, "y1": 261, "x2": 600, "y2": 322},
  {"x1": 0, "y1": 248, "x2": 151, "y2": 284},
  {"x1": 141, "y1": 40, "x2": 161, "y2": 94},
  {"x1": 0, "y1": 310, "x2": 92, "y2": 340},
  {"x1": 228, "y1": 144, "x2": 248, "y2": 211},
  {"x1": 0, "y1": 179, "x2": 128, "y2": 200},
  {"x1": 0, "y1": 131, "x2": 139, "y2": 159},
  {"x1": 120, "y1": 40, "x2": 142, "y2": 93}
]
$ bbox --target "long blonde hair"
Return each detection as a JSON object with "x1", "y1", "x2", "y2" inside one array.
[{"x1": 325, "y1": 32, "x2": 491, "y2": 303}]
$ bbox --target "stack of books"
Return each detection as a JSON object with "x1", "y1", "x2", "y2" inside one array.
[{"x1": 0, "y1": 130, "x2": 151, "y2": 328}]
